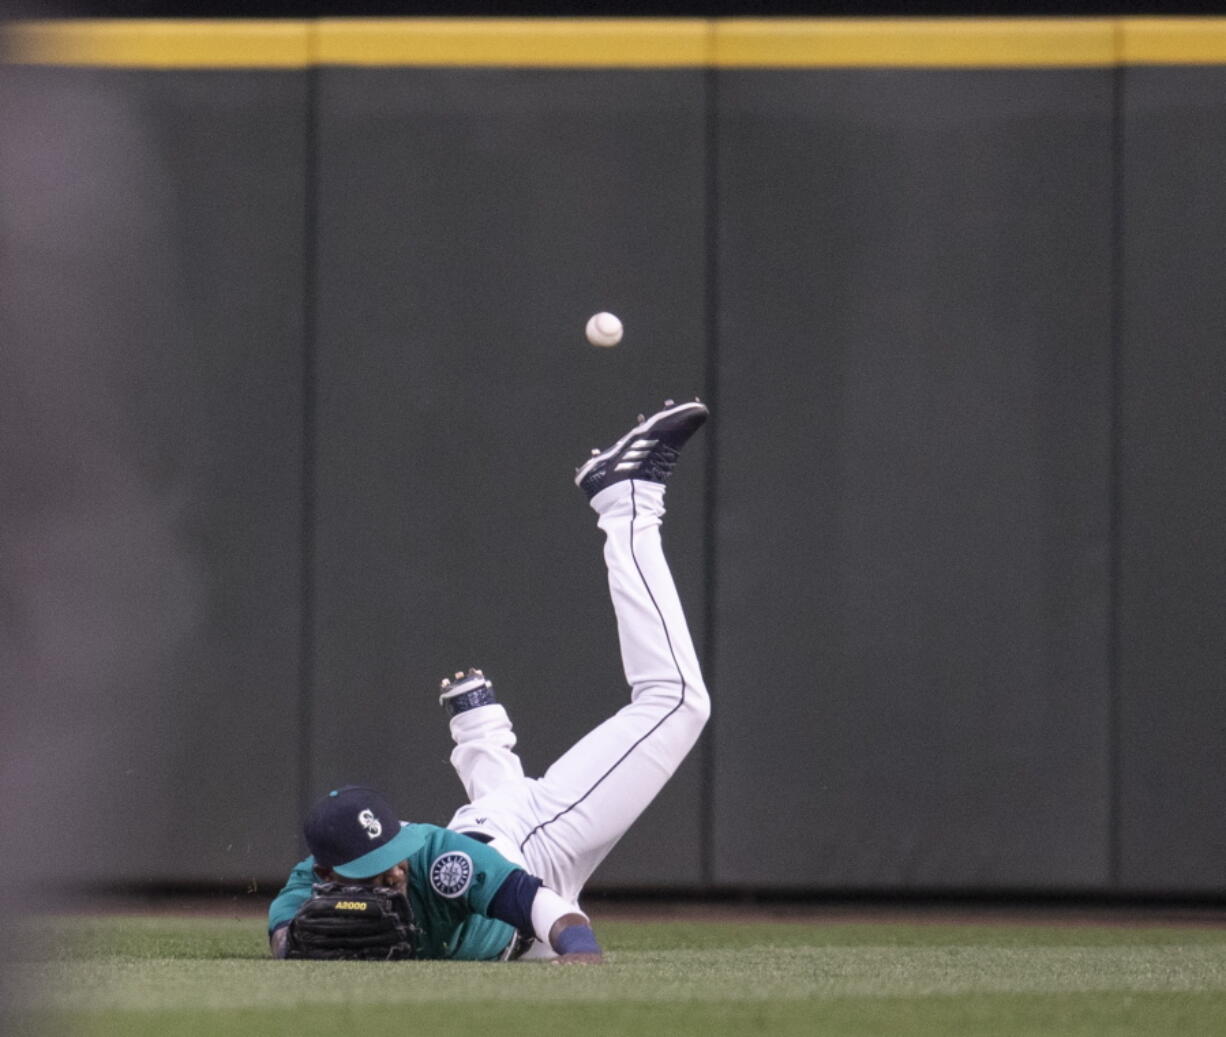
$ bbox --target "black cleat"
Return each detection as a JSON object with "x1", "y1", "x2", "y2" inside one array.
[
  {"x1": 438, "y1": 668, "x2": 497, "y2": 716},
  {"x1": 575, "y1": 398, "x2": 709, "y2": 500}
]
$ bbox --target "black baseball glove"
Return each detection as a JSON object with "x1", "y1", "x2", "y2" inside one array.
[{"x1": 285, "y1": 882, "x2": 420, "y2": 961}]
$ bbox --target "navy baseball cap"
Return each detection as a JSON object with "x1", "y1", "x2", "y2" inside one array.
[{"x1": 303, "y1": 785, "x2": 417, "y2": 880}]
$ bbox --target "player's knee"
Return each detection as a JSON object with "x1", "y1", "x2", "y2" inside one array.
[{"x1": 683, "y1": 682, "x2": 711, "y2": 728}]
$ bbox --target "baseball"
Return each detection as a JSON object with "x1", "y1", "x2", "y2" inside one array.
[{"x1": 585, "y1": 312, "x2": 623, "y2": 348}]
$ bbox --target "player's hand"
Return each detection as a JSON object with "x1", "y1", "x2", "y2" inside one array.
[
  {"x1": 546, "y1": 912, "x2": 603, "y2": 962},
  {"x1": 285, "y1": 882, "x2": 419, "y2": 960}
]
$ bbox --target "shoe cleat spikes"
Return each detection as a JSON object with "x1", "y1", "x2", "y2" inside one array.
[{"x1": 438, "y1": 667, "x2": 498, "y2": 715}]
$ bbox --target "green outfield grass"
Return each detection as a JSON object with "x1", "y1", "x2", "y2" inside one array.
[{"x1": 10, "y1": 913, "x2": 1226, "y2": 1036}]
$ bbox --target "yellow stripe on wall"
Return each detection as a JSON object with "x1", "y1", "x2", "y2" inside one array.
[
  {"x1": 315, "y1": 18, "x2": 710, "y2": 67},
  {"x1": 1121, "y1": 17, "x2": 1226, "y2": 65},
  {"x1": 6, "y1": 17, "x2": 1226, "y2": 70},
  {"x1": 714, "y1": 19, "x2": 1117, "y2": 68},
  {"x1": 2, "y1": 19, "x2": 310, "y2": 68}
]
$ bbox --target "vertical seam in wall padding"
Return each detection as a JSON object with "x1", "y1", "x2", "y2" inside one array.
[
  {"x1": 700, "y1": 58, "x2": 720, "y2": 890},
  {"x1": 298, "y1": 61, "x2": 319, "y2": 827},
  {"x1": 1107, "y1": 27, "x2": 1125, "y2": 891}
]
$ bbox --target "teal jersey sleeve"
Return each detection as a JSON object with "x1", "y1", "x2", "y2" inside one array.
[
  {"x1": 413, "y1": 826, "x2": 520, "y2": 912},
  {"x1": 267, "y1": 856, "x2": 317, "y2": 932},
  {"x1": 403, "y1": 825, "x2": 522, "y2": 960}
]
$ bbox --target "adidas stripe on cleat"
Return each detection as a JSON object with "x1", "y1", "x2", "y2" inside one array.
[{"x1": 575, "y1": 398, "x2": 709, "y2": 500}]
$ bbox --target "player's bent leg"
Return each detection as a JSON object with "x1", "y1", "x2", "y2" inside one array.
[
  {"x1": 596, "y1": 480, "x2": 706, "y2": 703},
  {"x1": 520, "y1": 687, "x2": 708, "y2": 896},
  {"x1": 448, "y1": 402, "x2": 711, "y2": 903},
  {"x1": 448, "y1": 705, "x2": 526, "y2": 803},
  {"x1": 515, "y1": 476, "x2": 710, "y2": 895},
  {"x1": 439, "y1": 669, "x2": 525, "y2": 802}
]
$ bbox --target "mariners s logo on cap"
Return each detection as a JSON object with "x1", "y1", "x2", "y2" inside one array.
[
  {"x1": 303, "y1": 785, "x2": 409, "y2": 876},
  {"x1": 429, "y1": 852, "x2": 473, "y2": 898},
  {"x1": 358, "y1": 808, "x2": 382, "y2": 839}
]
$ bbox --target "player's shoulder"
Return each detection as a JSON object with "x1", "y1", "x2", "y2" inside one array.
[
  {"x1": 413, "y1": 823, "x2": 484, "y2": 856},
  {"x1": 420, "y1": 826, "x2": 516, "y2": 873},
  {"x1": 398, "y1": 822, "x2": 463, "y2": 861},
  {"x1": 406, "y1": 821, "x2": 447, "y2": 847}
]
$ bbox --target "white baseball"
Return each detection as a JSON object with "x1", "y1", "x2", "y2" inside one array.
[{"x1": 585, "y1": 312, "x2": 623, "y2": 348}]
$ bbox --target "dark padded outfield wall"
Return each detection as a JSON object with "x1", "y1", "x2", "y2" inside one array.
[
  {"x1": 310, "y1": 68, "x2": 710, "y2": 885},
  {"x1": 0, "y1": 66, "x2": 307, "y2": 884},
  {"x1": 7, "y1": 17, "x2": 1226, "y2": 896},
  {"x1": 1118, "y1": 67, "x2": 1226, "y2": 894},
  {"x1": 712, "y1": 69, "x2": 1115, "y2": 888}
]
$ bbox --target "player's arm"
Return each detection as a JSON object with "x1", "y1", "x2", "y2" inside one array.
[
  {"x1": 435, "y1": 829, "x2": 603, "y2": 963},
  {"x1": 267, "y1": 857, "x2": 318, "y2": 959},
  {"x1": 486, "y1": 869, "x2": 603, "y2": 964}
]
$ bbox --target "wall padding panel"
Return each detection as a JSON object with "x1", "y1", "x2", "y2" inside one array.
[
  {"x1": 1118, "y1": 67, "x2": 1226, "y2": 894},
  {"x1": 712, "y1": 69, "x2": 1114, "y2": 888},
  {"x1": 0, "y1": 67, "x2": 307, "y2": 884},
  {"x1": 310, "y1": 69, "x2": 709, "y2": 885}
]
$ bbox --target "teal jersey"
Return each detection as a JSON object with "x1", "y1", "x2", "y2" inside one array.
[{"x1": 268, "y1": 823, "x2": 521, "y2": 961}]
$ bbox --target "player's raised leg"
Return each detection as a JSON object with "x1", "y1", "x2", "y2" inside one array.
[
  {"x1": 514, "y1": 400, "x2": 711, "y2": 894},
  {"x1": 440, "y1": 668, "x2": 525, "y2": 802}
]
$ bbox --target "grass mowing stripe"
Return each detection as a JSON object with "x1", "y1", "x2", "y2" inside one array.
[
  {"x1": 23, "y1": 915, "x2": 1226, "y2": 959},
  {"x1": 32, "y1": 993, "x2": 1226, "y2": 1037},
  {"x1": 14, "y1": 914, "x2": 1226, "y2": 1037},
  {"x1": 17, "y1": 945, "x2": 1226, "y2": 1012}
]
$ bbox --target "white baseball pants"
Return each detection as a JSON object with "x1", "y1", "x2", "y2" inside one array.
[{"x1": 446, "y1": 479, "x2": 709, "y2": 922}]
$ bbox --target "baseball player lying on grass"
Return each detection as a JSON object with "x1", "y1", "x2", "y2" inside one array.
[{"x1": 268, "y1": 398, "x2": 710, "y2": 964}]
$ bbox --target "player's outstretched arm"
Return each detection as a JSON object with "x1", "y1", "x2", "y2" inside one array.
[{"x1": 487, "y1": 871, "x2": 604, "y2": 963}]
